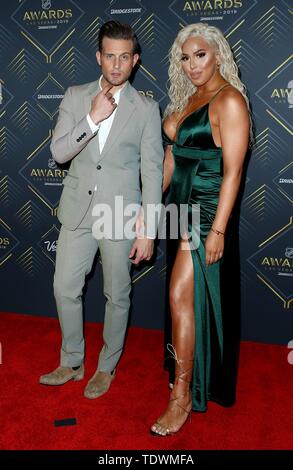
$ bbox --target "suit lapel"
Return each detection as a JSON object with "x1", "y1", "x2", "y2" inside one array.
[
  {"x1": 84, "y1": 80, "x2": 100, "y2": 116},
  {"x1": 84, "y1": 80, "x2": 101, "y2": 162},
  {"x1": 98, "y1": 81, "x2": 136, "y2": 161}
]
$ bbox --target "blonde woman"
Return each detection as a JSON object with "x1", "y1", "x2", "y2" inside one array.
[{"x1": 151, "y1": 23, "x2": 250, "y2": 436}]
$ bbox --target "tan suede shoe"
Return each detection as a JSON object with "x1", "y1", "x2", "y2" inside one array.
[
  {"x1": 39, "y1": 364, "x2": 84, "y2": 385},
  {"x1": 84, "y1": 370, "x2": 115, "y2": 399}
]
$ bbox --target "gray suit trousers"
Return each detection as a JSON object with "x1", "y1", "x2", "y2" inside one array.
[{"x1": 54, "y1": 226, "x2": 133, "y2": 372}]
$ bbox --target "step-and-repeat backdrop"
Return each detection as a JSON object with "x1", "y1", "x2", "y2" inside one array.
[{"x1": 0, "y1": 0, "x2": 292, "y2": 344}]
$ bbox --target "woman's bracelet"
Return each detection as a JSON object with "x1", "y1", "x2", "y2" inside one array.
[{"x1": 211, "y1": 227, "x2": 225, "y2": 236}]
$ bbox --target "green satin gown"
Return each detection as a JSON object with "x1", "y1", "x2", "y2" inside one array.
[{"x1": 165, "y1": 84, "x2": 239, "y2": 412}]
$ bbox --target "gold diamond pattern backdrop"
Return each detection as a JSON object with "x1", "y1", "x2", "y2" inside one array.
[{"x1": 0, "y1": 0, "x2": 292, "y2": 343}]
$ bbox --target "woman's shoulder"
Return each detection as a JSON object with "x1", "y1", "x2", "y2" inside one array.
[
  {"x1": 215, "y1": 84, "x2": 248, "y2": 111},
  {"x1": 212, "y1": 84, "x2": 250, "y2": 132},
  {"x1": 209, "y1": 84, "x2": 249, "y2": 125}
]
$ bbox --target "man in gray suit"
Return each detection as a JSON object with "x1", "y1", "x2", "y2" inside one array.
[{"x1": 40, "y1": 21, "x2": 163, "y2": 399}]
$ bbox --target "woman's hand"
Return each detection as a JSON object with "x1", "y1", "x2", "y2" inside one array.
[{"x1": 205, "y1": 230, "x2": 224, "y2": 266}]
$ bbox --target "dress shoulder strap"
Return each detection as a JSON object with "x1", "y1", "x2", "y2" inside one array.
[{"x1": 209, "y1": 84, "x2": 231, "y2": 105}]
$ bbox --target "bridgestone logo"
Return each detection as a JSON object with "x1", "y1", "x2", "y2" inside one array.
[
  {"x1": 37, "y1": 94, "x2": 64, "y2": 99},
  {"x1": 110, "y1": 8, "x2": 141, "y2": 14},
  {"x1": 279, "y1": 178, "x2": 293, "y2": 183}
]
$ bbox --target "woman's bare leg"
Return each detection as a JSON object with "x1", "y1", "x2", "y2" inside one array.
[{"x1": 151, "y1": 239, "x2": 194, "y2": 435}]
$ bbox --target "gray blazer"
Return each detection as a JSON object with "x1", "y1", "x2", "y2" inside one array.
[{"x1": 50, "y1": 80, "x2": 164, "y2": 238}]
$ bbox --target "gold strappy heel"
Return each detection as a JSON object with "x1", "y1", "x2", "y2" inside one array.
[{"x1": 150, "y1": 344, "x2": 193, "y2": 436}]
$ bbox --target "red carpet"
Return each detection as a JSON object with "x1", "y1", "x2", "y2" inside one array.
[{"x1": 0, "y1": 312, "x2": 292, "y2": 450}]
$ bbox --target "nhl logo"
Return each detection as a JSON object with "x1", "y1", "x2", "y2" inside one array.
[{"x1": 42, "y1": 0, "x2": 51, "y2": 10}]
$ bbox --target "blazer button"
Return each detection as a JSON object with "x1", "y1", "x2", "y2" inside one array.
[
  {"x1": 88, "y1": 190, "x2": 92, "y2": 195},
  {"x1": 97, "y1": 165, "x2": 101, "y2": 170}
]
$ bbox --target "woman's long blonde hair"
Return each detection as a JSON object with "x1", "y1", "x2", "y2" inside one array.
[{"x1": 165, "y1": 23, "x2": 251, "y2": 120}]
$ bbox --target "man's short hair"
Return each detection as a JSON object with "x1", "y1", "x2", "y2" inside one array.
[{"x1": 98, "y1": 20, "x2": 141, "y2": 55}]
